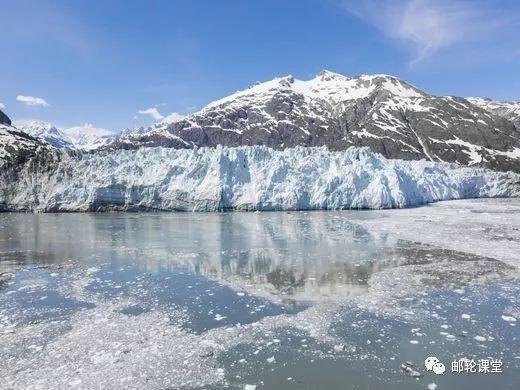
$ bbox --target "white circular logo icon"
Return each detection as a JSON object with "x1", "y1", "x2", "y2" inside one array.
[{"x1": 425, "y1": 357, "x2": 445, "y2": 375}]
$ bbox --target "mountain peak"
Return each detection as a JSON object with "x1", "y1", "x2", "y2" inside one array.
[
  {"x1": 277, "y1": 75, "x2": 294, "y2": 87},
  {"x1": 316, "y1": 69, "x2": 348, "y2": 81}
]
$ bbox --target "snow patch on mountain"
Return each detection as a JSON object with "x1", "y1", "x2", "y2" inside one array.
[{"x1": 1, "y1": 146, "x2": 518, "y2": 212}]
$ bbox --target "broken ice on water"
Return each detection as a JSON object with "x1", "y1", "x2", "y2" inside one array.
[{"x1": 0, "y1": 198, "x2": 519, "y2": 389}]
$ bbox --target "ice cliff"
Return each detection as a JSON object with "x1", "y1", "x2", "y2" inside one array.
[{"x1": 0, "y1": 146, "x2": 519, "y2": 212}]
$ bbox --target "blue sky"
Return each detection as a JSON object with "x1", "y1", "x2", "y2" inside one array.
[{"x1": 1, "y1": 0, "x2": 519, "y2": 131}]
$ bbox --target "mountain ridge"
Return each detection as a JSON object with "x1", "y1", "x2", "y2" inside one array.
[
  {"x1": 3, "y1": 71, "x2": 520, "y2": 172},
  {"x1": 107, "y1": 70, "x2": 520, "y2": 172}
]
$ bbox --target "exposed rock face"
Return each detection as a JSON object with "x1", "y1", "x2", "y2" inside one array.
[
  {"x1": 0, "y1": 109, "x2": 11, "y2": 126},
  {"x1": 112, "y1": 71, "x2": 520, "y2": 172}
]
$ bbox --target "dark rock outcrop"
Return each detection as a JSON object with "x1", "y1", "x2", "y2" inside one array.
[{"x1": 0, "y1": 109, "x2": 11, "y2": 126}]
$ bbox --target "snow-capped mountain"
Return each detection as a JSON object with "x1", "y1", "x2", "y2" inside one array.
[
  {"x1": 1, "y1": 145, "x2": 518, "y2": 212},
  {"x1": 13, "y1": 120, "x2": 74, "y2": 149},
  {"x1": 14, "y1": 120, "x2": 115, "y2": 151},
  {"x1": 115, "y1": 113, "x2": 185, "y2": 139},
  {"x1": 112, "y1": 70, "x2": 520, "y2": 172},
  {"x1": 14, "y1": 117, "x2": 181, "y2": 151},
  {"x1": 467, "y1": 97, "x2": 520, "y2": 128},
  {"x1": 0, "y1": 110, "x2": 53, "y2": 168},
  {"x1": 62, "y1": 124, "x2": 114, "y2": 151}
]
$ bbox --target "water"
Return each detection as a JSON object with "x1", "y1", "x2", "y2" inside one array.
[{"x1": 0, "y1": 199, "x2": 519, "y2": 389}]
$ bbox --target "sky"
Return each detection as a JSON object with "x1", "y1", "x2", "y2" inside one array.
[{"x1": 1, "y1": 0, "x2": 519, "y2": 132}]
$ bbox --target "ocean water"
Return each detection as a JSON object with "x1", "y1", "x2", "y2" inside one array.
[{"x1": 1, "y1": 199, "x2": 519, "y2": 389}]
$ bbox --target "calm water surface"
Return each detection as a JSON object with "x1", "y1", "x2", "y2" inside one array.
[{"x1": 1, "y1": 199, "x2": 519, "y2": 389}]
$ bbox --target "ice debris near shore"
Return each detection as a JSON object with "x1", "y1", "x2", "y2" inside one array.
[{"x1": 1, "y1": 145, "x2": 519, "y2": 212}]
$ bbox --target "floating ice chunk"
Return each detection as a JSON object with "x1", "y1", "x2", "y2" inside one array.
[
  {"x1": 400, "y1": 362, "x2": 422, "y2": 377},
  {"x1": 214, "y1": 314, "x2": 226, "y2": 321},
  {"x1": 86, "y1": 267, "x2": 99, "y2": 275},
  {"x1": 266, "y1": 356, "x2": 276, "y2": 364},
  {"x1": 244, "y1": 385, "x2": 256, "y2": 390},
  {"x1": 428, "y1": 383, "x2": 438, "y2": 390},
  {"x1": 461, "y1": 314, "x2": 471, "y2": 319},
  {"x1": 502, "y1": 315, "x2": 517, "y2": 322},
  {"x1": 410, "y1": 340, "x2": 419, "y2": 344},
  {"x1": 334, "y1": 344, "x2": 345, "y2": 353},
  {"x1": 474, "y1": 336, "x2": 487, "y2": 342}
]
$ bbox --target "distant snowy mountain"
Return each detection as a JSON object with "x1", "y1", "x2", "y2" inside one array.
[
  {"x1": 112, "y1": 70, "x2": 520, "y2": 172},
  {"x1": 467, "y1": 97, "x2": 520, "y2": 128},
  {"x1": 1, "y1": 145, "x2": 518, "y2": 212},
  {"x1": 14, "y1": 120, "x2": 115, "y2": 151},
  {"x1": 62, "y1": 124, "x2": 114, "y2": 151},
  {"x1": 14, "y1": 115, "x2": 185, "y2": 151},
  {"x1": 14, "y1": 120, "x2": 74, "y2": 149},
  {"x1": 112, "y1": 113, "x2": 186, "y2": 148}
]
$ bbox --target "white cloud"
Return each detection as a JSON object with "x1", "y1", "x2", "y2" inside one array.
[
  {"x1": 343, "y1": 0, "x2": 513, "y2": 65},
  {"x1": 137, "y1": 106, "x2": 185, "y2": 124},
  {"x1": 16, "y1": 95, "x2": 49, "y2": 107},
  {"x1": 161, "y1": 112, "x2": 185, "y2": 124},
  {"x1": 0, "y1": 103, "x2": 5, "y2": 109},
  {"x1": 137, "y1": 107, "x2": 164, "y2": 121}
]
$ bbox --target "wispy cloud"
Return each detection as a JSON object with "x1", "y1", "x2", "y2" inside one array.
[
  {"x1": 137, "y1": 107, "x2": 185, "y2": 123},
  {"x1": 0, "y1": 103, "x2": 5, "y2": 109},
  {"x1": 137, "y1": 107, "x2": 164, "y2": 121},
  {"x1": 343, "y1": 0, "x2": 516, "y2": 66},
  {"x1": 16, "y1": 95, "x2": 50, "y2": 107}
]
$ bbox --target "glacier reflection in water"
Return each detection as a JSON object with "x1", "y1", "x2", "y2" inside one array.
[
  {"x1": 0, "y1": 209, "x2": 511, "y2": 306},
  {"x1": 1, "y1": 200, "x2": 519, "y2": 389}
]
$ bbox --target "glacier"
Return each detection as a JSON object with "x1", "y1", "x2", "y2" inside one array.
[{"x1": 0, "y1": 145, "x2": 519, "y2": 212}]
